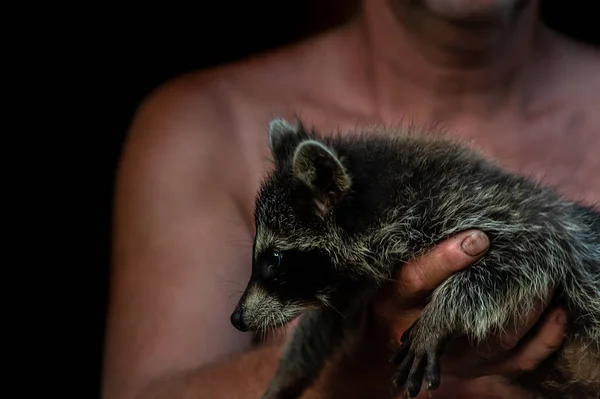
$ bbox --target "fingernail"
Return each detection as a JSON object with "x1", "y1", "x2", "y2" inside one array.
[{"x1": 461, "y1": 232, "x2": 489, "y2": 256}]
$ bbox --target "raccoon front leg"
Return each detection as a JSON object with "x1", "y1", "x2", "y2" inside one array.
[
  {"x1": 391, "y1": 315, "x2": 450, "y2": 398},
  {"x1": 261, "y1": 302, "x2": 364, "y2": 399},
  {"x1": 390, "y1": 265, "x2": 551, "y2": 398}
]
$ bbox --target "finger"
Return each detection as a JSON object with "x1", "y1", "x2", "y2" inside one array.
[
  {"x1": 490, "y1": 306, "x2": 568, "y2": 376},
  {"x1": 477, "y1": 291, "x2": 555, "y2": 358},
  {"x1": 398, "y1": 230, "x2": 490, "y2": 299}
]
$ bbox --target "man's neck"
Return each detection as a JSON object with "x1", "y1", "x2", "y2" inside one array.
[{"x1": 356, "y1": 0, "x2": 550, "y2": 124}]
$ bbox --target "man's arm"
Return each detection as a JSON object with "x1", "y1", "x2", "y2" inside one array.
[
  {"x1": 102, "y1": 75, "x2": 282, "y2": 399},
  {"x1": 135, "y1": 343, "x2": 287, "y2": 399}
]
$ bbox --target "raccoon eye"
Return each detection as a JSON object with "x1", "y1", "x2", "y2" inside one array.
[
  {"x1": 262, "y1": 249, "x2": 282, "y2": 280},
  {"x1": 269, "y1": 249, "x2": 282, "y2": 266}
]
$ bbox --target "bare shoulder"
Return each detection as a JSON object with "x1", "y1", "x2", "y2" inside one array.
[
  {"x1": 543, "y1": 28, "x2": 600, "y2": 106},
  {"x1": 119, "y1": 72, "x2": 233, "y2": 183},
  {"x1": 551, "y1": 32, "x2": 600, "y2": 142},
  {"x1": 543, "y1": 30, "x2": 600, "y2": 202},
  {"x1": 130, "y1": 27, "x2": 341, "y2": 147},
  {"x1": 121, "y1": 23, "x2": 366, "y2": 195},
  {"x1": 115, "y1": 37, "x2": 312, "y2": 204}
]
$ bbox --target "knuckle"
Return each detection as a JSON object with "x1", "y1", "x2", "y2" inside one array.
[
  {"x1": 541, "y1": 337, "x2": 564, "y2": 352},
  {"x1": 513, "y1": 336, "x2": 564, "y2": 374},
  {"x1": 400, "y1": 257, "x2": 430, "y2": 294},
  {"x1": 516, "y1": 356, "x2": 541, "y2": 373},
  {"x1": 401, "y1": 238, "x2": 473, "y2": 297},
  {"x1": 499, "y1": 332, "x2": 521, "y2": 351},
  {"x1": 407, "y1": 264, "x2": 430, "y2": 292}
]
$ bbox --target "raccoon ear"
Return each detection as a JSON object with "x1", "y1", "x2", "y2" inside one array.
[
  {"x1": 268, "y1": 117, "x2": 301, "y2": 166},
  {"x1": 292, "y1": 140, "x2": 351, "y2": 215}
]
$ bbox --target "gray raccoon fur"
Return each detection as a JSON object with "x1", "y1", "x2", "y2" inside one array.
[{"x1": 230, "y1": 117, "x2": 600, "y2": 399}]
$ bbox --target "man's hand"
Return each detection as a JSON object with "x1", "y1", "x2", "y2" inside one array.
[{"x1": 367, "y1": 229, "x2": 567, "y2": 398}]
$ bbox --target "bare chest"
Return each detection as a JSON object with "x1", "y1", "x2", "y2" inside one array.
[{"x1": 451, "y1": 111, "x2": 600, "y2": 207}]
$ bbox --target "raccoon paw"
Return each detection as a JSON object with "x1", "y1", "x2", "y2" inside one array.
[{"x1": 390, "y1": 323, "x2": 445, "y2": 398}]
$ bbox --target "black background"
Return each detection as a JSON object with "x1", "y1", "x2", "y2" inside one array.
[{"x1": 90, "y1": 1, "x2": 597, "y2": 398}]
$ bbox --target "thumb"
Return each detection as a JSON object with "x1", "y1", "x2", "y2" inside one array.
[{"x1": 398, "y1": 230, "x2": 490, "y2": 300}]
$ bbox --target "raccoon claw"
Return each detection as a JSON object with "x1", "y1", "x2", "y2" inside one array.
[
  {"x1": 391, "y1": 330, "x2": 443, "y2": 398},
  {"x1": 391, "y1": 340, "x2": 412, "y2": 387},
  {"x1": 393, "y1": 350, "x2": 441, "y2": 397}
]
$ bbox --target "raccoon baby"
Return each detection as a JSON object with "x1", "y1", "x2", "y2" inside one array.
[{"x1": 230, "y1": 118, "x2": 600, "y2": 399}]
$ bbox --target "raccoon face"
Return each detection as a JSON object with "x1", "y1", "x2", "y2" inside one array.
[
  {"x1": 230, "y1": 118, "x2": 355, "y2": 333},
  {"x1": 230, "y1": 242, "x2": 344, "y2": 332}
]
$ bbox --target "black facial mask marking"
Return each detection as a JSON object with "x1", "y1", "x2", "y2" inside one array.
[{"x1": 252, "y1": 247, "x2": 344, "y2": 302}]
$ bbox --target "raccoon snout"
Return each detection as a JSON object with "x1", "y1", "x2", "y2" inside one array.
[{"x1": 230, "y1": 306, "x2": 248, "y2": 332}]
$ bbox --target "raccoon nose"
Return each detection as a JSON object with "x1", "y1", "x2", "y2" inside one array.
[{"x1": 230, "y1": 307, "x2": 247, "y2": 332}]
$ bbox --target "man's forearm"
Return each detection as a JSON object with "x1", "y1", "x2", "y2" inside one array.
[
  {"x1": 134, "y1": 338, "x2": 390, "y2": 399},
  {"x1": 135, "y1": 343, "x2": 285, "y2": 399}
]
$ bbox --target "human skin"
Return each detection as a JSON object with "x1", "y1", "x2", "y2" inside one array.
[{"x1": 102, "y1": 0, "x2": 600, "y2": 398}]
